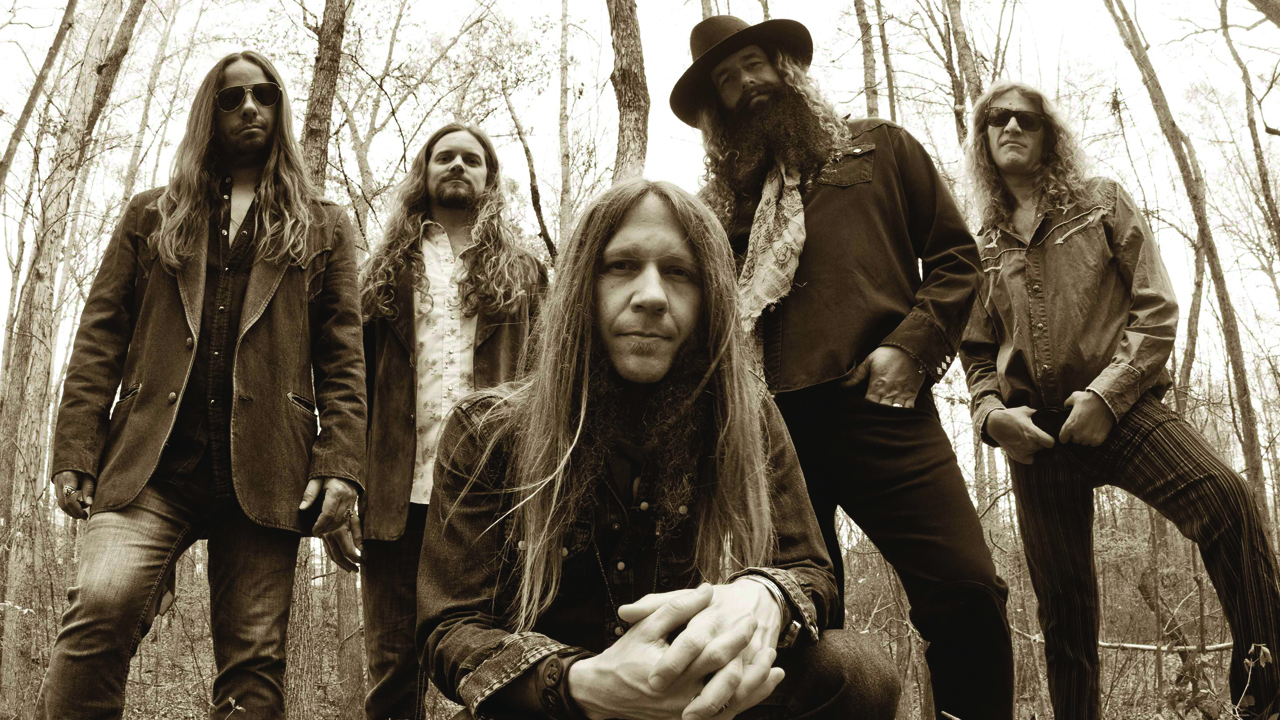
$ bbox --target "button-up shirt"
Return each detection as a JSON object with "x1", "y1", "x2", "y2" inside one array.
[
  {"x1": 411, "y1": 222, "x2": 477, "y2": 504},
  {"x1": 419, "y1": 392, "x2": 837, "y2": 720},
  {"x1": 156, "y1": 175, "x2": 257, "y2": 495},
  {"x1": 960, "y1": 177, "x2": 1178, "y2": 440}
]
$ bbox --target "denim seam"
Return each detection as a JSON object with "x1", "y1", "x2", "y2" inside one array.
[{"x1": 127, "y1": 521, "x2": 191, "y2": 654}]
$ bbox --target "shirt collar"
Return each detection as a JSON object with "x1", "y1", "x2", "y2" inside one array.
[{"x1": 423, "y1": 219, "x2": 477, "y2": 260}]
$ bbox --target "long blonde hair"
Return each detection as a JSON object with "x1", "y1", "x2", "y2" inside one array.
[
  {"x1": 451, "y1": 179, "x2": 774, "y2": 631},
  {"x1": 360, "y1": 123, "x2": 537, "y2": 321},
  {"x1": 153, "y1": 51, "x2": 318, "y2": 272},
  {"x1": 695, "y1": 50, "x2": 851, "y2": 225},
  {"x1": 966, "y1": 82, "x2": 1094, "y2": 230}
]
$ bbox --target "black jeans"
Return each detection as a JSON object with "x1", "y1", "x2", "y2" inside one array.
[
  {"x1": 775, "y1": 380, "x2": 1014, "y2": 720},
  {"x1": 361, "y1": 502, "x2": 429, "y2": 720}
]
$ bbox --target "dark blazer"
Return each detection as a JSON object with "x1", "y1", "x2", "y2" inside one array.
[
  {"x1": 361, "y1": 251, "x2": 546, "y2": 541},
  {"x1": 51, "y1": 187, "x2": 367, "y2": 534}
]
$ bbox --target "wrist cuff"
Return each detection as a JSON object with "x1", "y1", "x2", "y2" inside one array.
[{"x1": 539, "y1": 650, "x2": 593, "y2": 720}]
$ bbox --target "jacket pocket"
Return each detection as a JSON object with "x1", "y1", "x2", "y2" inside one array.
[
  {"x1": 816, "y1": 143, "x2": 875, "y2": 187},
  {"x1": 287, "y1": 391, "x2": 317, "y2": 415},
  {"x1": 115, "y1": 382, "x2": 142, "y2": 405}
]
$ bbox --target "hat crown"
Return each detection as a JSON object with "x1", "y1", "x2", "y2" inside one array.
[{"x1": 690, "y1": 15, "x2": 752, "y2": 63}]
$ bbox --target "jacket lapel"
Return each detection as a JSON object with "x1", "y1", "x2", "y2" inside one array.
[
  {"x1": 474, "y1": 312, "x2": 497, "y2": 350},
  {"x1": 176, "y1": 223, "x2": 208, "y2": 337},
  {"x1": 390, "y1": 264, "x2": 414, "y2": 353},
  {"x1": 239, "y1": 255, "x2": 288, "y2": 340}
]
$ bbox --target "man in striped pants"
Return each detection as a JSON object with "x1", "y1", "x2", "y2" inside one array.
[{"x1": 960, "y1": 80, "x2": 1280, "y2": 718}]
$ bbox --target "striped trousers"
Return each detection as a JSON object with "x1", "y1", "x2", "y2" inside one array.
[{"x1": 1009, "y1": 394, "x2": 1280, "y2": 719}]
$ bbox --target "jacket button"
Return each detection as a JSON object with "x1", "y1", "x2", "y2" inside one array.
[
  {"x1": 677, "y1": 505, "x2": 688, "y2": 515},
  {"x1": 560, "y1": 547, "x2": 568, "y2": 557},
  {"x1": 616, "y1": 561, "x2": 625, "y2": 571},
  {"x1": 168, "y1": 392, "x2": 177, "y2": 403},
  {"x1": 639, "y1": 501, "x2": 649, "y2": 511},
  {"x1": 185, "y1": 337, "x2": 193, "y2": 349},
  {"x1": 614, "y1": 626, "x2": 624, "y2": 636}
]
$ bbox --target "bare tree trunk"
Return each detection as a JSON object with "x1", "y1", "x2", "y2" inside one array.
[
  {"x1": 335, "y1": 557, "x2": 363, "y2": 719},
  {"x1": 757, "y1": 0, "x2": 769, "y2": 20},
  {"x1": 120, "y1": 0, "x2": 176, "y2": 204},
  {"x1": 1104, "y1": 0, "x2": 1272, "y2": 540},
  {"x1": 853, "y1": 0, "x2": 879, "y2": 117},
  {"x1": 874, "y1": 0, "x2": 897, "y2": 122},
  {"x1": 558, "y1": 0, "x2": 573, "y2": 242},
  {"x1": 286, "y1": 542, "x2": 318, "y2": 719},
  {"x1": 499, "y1": 75, "x2": 556, "y2": 259},
  {"x1": 606, "y1": 0, "x2": 648, "y2": 183},
  {"x1": 1247, "y1": 0, "x2": 1280, "y2": 29},
  {"x1": 1176, "y1": 242, "x2": 1206, "y2": 415},
  {"x1": 0, "y1": 0, "x2": 77, "y2": 196},
  {"x1": 299, "y1": 0, "x2": 348, "y2": 187},
  {"x1": 0, "y1": 0, "x2": 138, "y2": 697},
  {"x1": 1221, "y1": 1, "x2": 1280, "y2": 258},
  {"x1": 946, "y1": 0, "x2": 983, "y2": 103},
  {"x1": 919, "y1": 2, "x2": 968, "y2": 143},
  {"x1": 701, "y1": 0, "x2": 713, "y2": 19}
]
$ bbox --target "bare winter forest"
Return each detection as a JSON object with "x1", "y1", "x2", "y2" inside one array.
[{"x1": 1, "y1": 0, "x2": 1279, "y2": 717}]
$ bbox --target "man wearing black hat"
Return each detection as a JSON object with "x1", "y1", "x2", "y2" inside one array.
[{"x1": 672, "y1": 15, "x2": 1014, "y2": 719}]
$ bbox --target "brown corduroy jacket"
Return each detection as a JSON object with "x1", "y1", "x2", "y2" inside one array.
[
  {"x1": 51, "y1": 187, "x2": 367, "y2": 534},
  {"x1": 360, "y1": 252, "x2": 546, "y2": 541}
]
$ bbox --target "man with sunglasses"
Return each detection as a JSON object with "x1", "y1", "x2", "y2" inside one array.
[
  {"x1": 39, "y1": 51, "x2": 365, "y2": 719},
  {"x1": 961, "y1": 82, "x2": 1280, "y2": 719},
  {"x1": 670, "y1": 15, "x2": 1014, "y2": 719}
]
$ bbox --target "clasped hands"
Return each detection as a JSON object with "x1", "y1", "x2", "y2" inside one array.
[
  {"x1": 987, "y1": 390, "x2": 1116, "y2": 464},
  {"x1": 568, "y1": 580, "x2": 786, "y2": 720}
]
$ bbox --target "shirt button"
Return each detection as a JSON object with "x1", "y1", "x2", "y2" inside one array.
[
  {"x1": 614, "y1": 626, "x2": 624, "y2": 636},
  {"x1": 560, "y1": 547, "x2": 568, "y2": 557},
  {"x1": 213, "y1": 351, "x2": 220, "y2": 356},
  {"x1": 185, "y1": 337, "x2": 193, "y2": 349},
  {"x1": 677, "y1": 505, "x2": 688, "y2": 515},
  {"x1": 616, "y1": 561, "x2": 625, "y2": 571},
  {"x1": 611, "y1": 523, "x2": 620, "y2": 531},
  {"x1": 224, "y1": 267, "x2": 230, "y2": 272},
  {"x1": 517, "y1": 540, "x2": 526, "y2": 550},
  {"x1": 167, "y1": 392, "x2": 177, "y2": 403},
  {"x1": 639, "y1": 501, "x2": 649, "y2": 510},
  {"x1": 222, "y1": 230, "x2": 228, "y2": 235},
  {"x1": 1042, "y1": 364, "x2": 1051, "y2": 371},
  {"x1": 209, "y1": 399, "x2": 216, "y2": 406},
  {"x1": 1037, "y1": 323, "x2": 1046, "y2": 330},
  {"x1": 222, "y1": 195, "x2": 229, "y2": 200},
  {"x1": 218, "y1": 306, "x2": 225, "y2": 312}
]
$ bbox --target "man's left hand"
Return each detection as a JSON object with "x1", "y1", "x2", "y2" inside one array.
[
  {"x1": 300, "y1": 477, "x2": 359, "y2": 535},
  {"x1": 1058, "y1": 391, "x2": 1115, "y2": 447},
  {"x1": 620, "y1": 579, "x2": 784, "y2": 720},
  {"x1": 843, "y1": 346, "x2": 926, "y2": 407}
]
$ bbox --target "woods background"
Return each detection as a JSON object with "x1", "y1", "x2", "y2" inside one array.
[{"x1": 0, "y1": 0, "x2": 1278, "y2": 717}]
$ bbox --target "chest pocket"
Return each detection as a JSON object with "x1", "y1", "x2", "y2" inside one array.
[
  {"x1": 1048, "y1": 206, "x2": 1107, "y2": 246},
  {"x1": 816, "y1": 142, "x2": 875, "y2": 187}
]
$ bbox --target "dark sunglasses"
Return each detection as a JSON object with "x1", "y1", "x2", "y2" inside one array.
[
  {"x1": 215, "y1": 82, "x2": 281, "y2": 113},
  {"x1": 985, "y1": 107, "x2": 1045, "y2": 132}
]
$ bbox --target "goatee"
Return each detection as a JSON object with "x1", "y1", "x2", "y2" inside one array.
[
  {"x1": 717, "y1": 82, "x2": 837, "y2": 196},
  {"x1": 435, "y1": 180, "x2": 479, "y2": 210}
]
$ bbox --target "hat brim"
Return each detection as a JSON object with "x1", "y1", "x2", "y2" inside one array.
[{"x1": 669, "y1": 19, "x2": 813, "y2": 127}]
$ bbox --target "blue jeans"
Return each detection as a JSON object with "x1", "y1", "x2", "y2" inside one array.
[
  {"x1": 361, "y1": 502, "x2": 428, "y2": 720},
  {"x1": 37, "y1": 476, "x2": 301, "y2": 719}
]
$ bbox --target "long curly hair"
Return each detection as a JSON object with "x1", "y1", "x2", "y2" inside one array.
[
  {"x1": 967, "y1": 82, "x2": 1094, "y2": 230},
  {"x1": 153, "y1": 51, "x2": 318, "y2": 272},
  {"x1": 695, "y1": 50, "x2": 850, "y2": 225},
  {"x1": 450, "y1": 179, "x2": 775, "y2": 632},
  {"x1": 360, "y1": 123, "x2": 536, "y2": 321}
]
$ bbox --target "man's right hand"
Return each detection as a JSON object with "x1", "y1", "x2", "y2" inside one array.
[
  {"x1": 53, "y1": 470, "x2": 95, "y2": 520},
  {"x1": 986, "y1": 407, "x2": 1055, "y2": 464},
  {"x1": 321, "y1": 514, "x2": 362, "y2": 573}
]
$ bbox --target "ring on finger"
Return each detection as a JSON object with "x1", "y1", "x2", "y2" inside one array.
[
  {"x1": 891, "y1": 401, "x2": 903, "y2": 407},
  {"x1": 62, "y1": 486, "x2": 77, "y2": 498}
]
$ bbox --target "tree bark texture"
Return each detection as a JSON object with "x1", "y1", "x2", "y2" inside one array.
[
  {"x1": 120, "y1": 0, "x2": 176, "y2": 205},
  {"x1": 853, "y1": 0, "x2": 878, "y2": 117},
  {"x1": 0, "y1": 0, "x2": 135, "y2": 701},
  {"x1": 1221, "y1": 0, "x2": 1280, "y2": 260},
  {"x1": 1176, "y1": 242, "x2": 1205, "y2": 416},
  {"x1": 559, "y1": 0, "x2": 573, "y2": 242},
  {"x1": 1247, "y1": 0, "x2": 1280, "y2": 28},
  {"x1": 874, "y1": 0, "x2": 897, "y2": 122},
  {"x1": 286, "y1": 543, "x2": 318, "y2": 719},
  {"x1": 946, "y1": 0, "x2": 983, "y2": 103},
  {"x1": 701, "y1": 0, "x2": 713, "y2": 19},
  {"x1": 300, "y1": 0, "x2": 348, "y2": 187},
  {"x1": 0, "y1": 0, "x2": 78, "y2": 196},
  {"x1": 1104, "y1": 0, "x2": 1272, "y2": 539},
  {"x1": 606, "y1": 0, "x2": 649, "y2": 184}
]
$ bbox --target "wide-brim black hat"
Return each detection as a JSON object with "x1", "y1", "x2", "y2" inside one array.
[{"x1": 669, "y1": 15, "x2": 813, "y2": 127}]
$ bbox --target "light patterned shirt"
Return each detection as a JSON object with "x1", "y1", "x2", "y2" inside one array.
[{"x1": 411, "y1": 222, "x2": 478, "y2": 504}]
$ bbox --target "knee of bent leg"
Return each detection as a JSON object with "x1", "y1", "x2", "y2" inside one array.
[
  {"x1": 911, "y1": 580, "x2": 1009, "y2": 642},
  {"x1": 798, "y1": 630, "x2": 900, "y2": 719}
]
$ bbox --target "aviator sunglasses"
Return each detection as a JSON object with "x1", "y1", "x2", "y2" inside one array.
[
  {"x1": 985, "y1": 107, "x2": 1045, "y2": 132},
  {"x1": 216, "y1": 82, "x2": 282, "y2": 113}
]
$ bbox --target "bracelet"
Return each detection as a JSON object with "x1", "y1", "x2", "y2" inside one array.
[
  {"x1": 740, "y1": 574, "x2": 802, "y2": 648},
  {"x1": 537, "y1": 650, "x2": 592, "y2": 720}
]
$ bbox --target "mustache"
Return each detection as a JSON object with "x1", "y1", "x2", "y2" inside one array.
[{"x1": 733, "y1": 82, "x2": 784, "y2": 114}]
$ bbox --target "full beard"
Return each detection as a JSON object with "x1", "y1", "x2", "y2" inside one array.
[
  {"x1": 435, "y1": 179, "x2": 480, "y2": 210},
  {"x1": 567, "y1": 340, "x2": 715, "y2": 525},
  {"x1": 715, "y1": 82, "x2": 838, "y2": 196}
]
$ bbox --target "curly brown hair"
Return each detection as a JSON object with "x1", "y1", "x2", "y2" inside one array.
[
  {"x1": 967, "y1": 82, "x2": 1095, "y2": 230},
  {"x1": 359, "y1": 123, "x2": 537, "y2": 322}
]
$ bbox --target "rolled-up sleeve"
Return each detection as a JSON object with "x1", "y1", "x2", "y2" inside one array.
[{"x1": 1085, "y1": 181, "x2": 1178, "y2": 421}]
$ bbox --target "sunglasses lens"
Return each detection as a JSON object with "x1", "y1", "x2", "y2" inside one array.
[
  {"x1": 216, "y1": 87, "x2": 247, "y2": 112},
  {"x1": 987, "y1": 108, "x2": 1043, "y2": 132},
  {"x1": 251, "y1": 83, "x2": 281, "y2": 107},
  {"x1": 1018, "y1": 112, "x2": 1043, "y2": 132}
]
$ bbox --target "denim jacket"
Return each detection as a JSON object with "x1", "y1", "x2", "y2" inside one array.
[
  {"x1": 960, "y1": 178, "x2": 1178, "y2": 441},
  {"x1": 417, "y1": 391, "x2": 838, "y2": 719}
]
